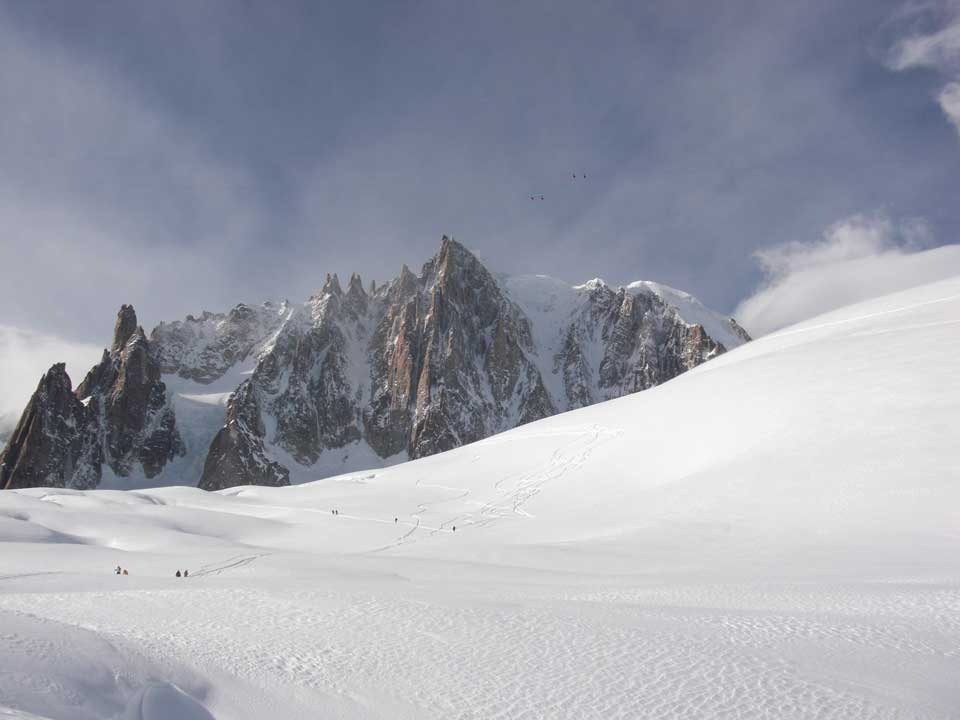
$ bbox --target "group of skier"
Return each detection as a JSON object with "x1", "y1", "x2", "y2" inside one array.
[{"x1": 114, "y1": 566, "x2": 190, "y2": 577}]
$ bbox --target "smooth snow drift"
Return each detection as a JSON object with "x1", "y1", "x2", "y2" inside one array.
[{"x1": 1, "y1": 277, "x2": 959, "y2": 719}]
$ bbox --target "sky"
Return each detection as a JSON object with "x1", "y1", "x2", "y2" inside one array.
[{"x1": 2, "y1": 0, "x2": 960, "y2": 420}]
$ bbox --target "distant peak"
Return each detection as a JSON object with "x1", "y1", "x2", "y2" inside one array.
[
  {"x1": 347, "y1": 272, "x2": 366, "y2": 297},
  {"x1": 37, "y1": 362, "x2": 74, "y2": 396},
  {"x1": 112, "y1": 304, "x2": 138, "y2": 353},
  {"x1": 392, "y1": 264, "x2": 420, "y2": 299},
  {"x1": 398, "y1": 264, "x2": 417, "y2": 284},
  {"x1": 574, "y1": 278, "x2": 609, "y2": 292},
  {"x1": 437, "y1": 234, "x2": 469, "y2": 258},
  {"x1": 322, "y1": 273, "x2": 343, "y2": 296},
  {"x1": 433, "y1": 234, "x2": 483, "y2": 275}
]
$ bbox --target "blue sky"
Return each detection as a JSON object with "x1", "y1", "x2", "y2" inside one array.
[{"x1": 1, "y1": 0, "x2": 959, "y2": 351}]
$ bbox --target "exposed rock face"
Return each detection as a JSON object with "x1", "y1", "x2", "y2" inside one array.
[
  {"x1": 0, "y1": 236, "x2": 750, "y2": 491},
  {"x1": 198, "y1": 381, "x2": 289, "y2": 491},
  {"x1": 0, "y1": 306, "x2": 183, "y2": 489},
  {"x1": 0, "y1": 365, "x2": 88, "y2": 490},
  {"x1": 552, "y1": 280, "x2": 745, "y2": 407},
  {"x1": 197, "y1": 237, "x2": 748, "y2": 490},
  {"x1": 367, "y1": 238, "x2": 554, "y2": 459},
  {"x1": 151, "y1": 302, "x2": 287, "y2": 384}
]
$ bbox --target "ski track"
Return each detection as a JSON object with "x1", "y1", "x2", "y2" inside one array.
[{"x1": 188, "y1": 554, "x2": 271, "y2": 579}]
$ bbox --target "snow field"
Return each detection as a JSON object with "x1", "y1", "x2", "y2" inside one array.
[{"x1": 1, "y1": 276, "x2": 959, "y2": 718}]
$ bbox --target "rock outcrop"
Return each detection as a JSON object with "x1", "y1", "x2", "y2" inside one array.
[
  {"x1": 0, "y1": 364, "x2": 88, "y2": 490},
  {"x1": 1, "y1": 306, "x2": 183, "y2": 490},
  {"x1": 196, "y1": 237, "x2": 749, "y2": 490},
  {"x1": 1, "y1": 236, "x2": 749, "y2": 491}
]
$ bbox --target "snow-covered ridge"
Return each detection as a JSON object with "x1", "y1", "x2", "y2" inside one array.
[
  {"x1": 506, "y1": 273, "x2": 749, "y2": 354},
  {"x1": 625, "y1": 280, "x2": 749, "y2": 351},
  {"x1": 504, "y1": 272, "x2": 749, "y2": 410}
]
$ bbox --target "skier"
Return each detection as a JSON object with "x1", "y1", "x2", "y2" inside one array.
[
  {"x1": 115, "y1": 565, "x2": 122, "y2": 575},
  {"x1": 122, "y1": 569, "x2": 129, "y2": 575},
  {"x1": 184, "y1": 569, "x2": 189, "y2": 577},
  {"x1": 394, "y1": 517, "x2": 398, "y2": 523},
  {"x1": 452, "y1": 525, "x2": 456, "y2": 533},
  {"x1": 176, "y1": 570, "x2": 181, "y2": 578}
]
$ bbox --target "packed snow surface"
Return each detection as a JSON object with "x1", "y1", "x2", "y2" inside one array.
[{"x1": 2, "y1": 277, "x2": 959, "y2": 719}]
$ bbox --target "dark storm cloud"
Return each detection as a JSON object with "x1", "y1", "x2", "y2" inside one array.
[{"x1": 1, "y1": 0, "x2": 959, "y2": 353}]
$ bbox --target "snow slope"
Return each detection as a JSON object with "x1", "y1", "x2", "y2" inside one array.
[{"x1": 1, "y1": 277, "x2": 959, "y2": 718}]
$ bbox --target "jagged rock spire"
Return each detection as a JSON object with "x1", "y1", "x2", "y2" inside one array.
[
  {"x1": 347, "y1": 272, "x2": 366, "y2": 297},
  {"x1": 322, "y1": 273, "x2": 343, "y2": 296},
  {"x1": 4, "y1": 232, "x2": 750, "y2": 493},
  {"x1": 393, "y1": 264, "x2": 419, "y2": 299},
  {"x1": 112, "y1": 304, "x2": 138, "y2": 354},
  {"x1": 0, "y1": 364, "x2": 89, "y2": 490}
]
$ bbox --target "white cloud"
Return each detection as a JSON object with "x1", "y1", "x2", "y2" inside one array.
[
  {"x1": 887, "y1": 12, "x2": 960, "y2": 71},
  {"x1": 938, "y1": 81, "x2": 960, "y2": 134},
  {"x1": 734, "y1": 214, "x2": 960, "y2": 336},
  {"x1": 0, "y1": 326, "x2": 103, "y2": 436},
  {"x1": 886, "y1": 3, "x2": 960, "y2": 138}
]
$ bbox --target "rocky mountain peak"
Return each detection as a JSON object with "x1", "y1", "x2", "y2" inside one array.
[
  {"x1": 344, "y1": 272, "x2": 369, "y2": 316},
  {"x1": 1, "y1": 303, "x2": 184, "y2": 489},
  {"x1": 321, "y1": 273, "x2": 343, "y2": 296},
  {"x1": 0, "y1": 363, "x2": 88, "y2": 490},
  {"x1": 347, "y1": 272, "x2": 365, "y2": 296},
  {"x1": 393, "y1": 264, "x2": 420, "y2": 299},
  {"x1": 426, "y1": 235, "x2": 481, "y2": 284},
  {"x1": 5, "y1": 234, "x2": 750, "y2": 492},
  {"x1": 112, "y1": 304, "x2": 139, "y2": 354}
]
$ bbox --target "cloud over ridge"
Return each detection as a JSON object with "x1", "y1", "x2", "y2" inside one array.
[{"x1": 734, "y1": 214, "x2": 960, "y2": 335}]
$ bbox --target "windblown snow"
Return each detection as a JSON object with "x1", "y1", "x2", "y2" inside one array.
[{"x1": 1, "y1": 277, "x2": 959, "y2": 719}]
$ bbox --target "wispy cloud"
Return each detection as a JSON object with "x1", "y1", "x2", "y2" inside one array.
[
  {"x1": 734, "y1": 214, "x2": 960, "y2": 335},
  {"x1": 0, "y1": 326, "x2": 103, "y2": 431},
  {"x1": 938, "y1": 81, "x2": 960, "y2": 131},
  {"x1": 886, "y1": 1, "x2": 960, "y2": 137},
  {"x1": 0, "y1": 11, "x2": 266, "y2": 338}
]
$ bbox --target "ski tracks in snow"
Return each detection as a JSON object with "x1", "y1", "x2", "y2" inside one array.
[{"x1": 189, "y1": 554, "x2": 270, "y2": 579}]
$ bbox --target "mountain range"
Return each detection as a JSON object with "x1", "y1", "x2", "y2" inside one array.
[{"x1": 0, "y1": 236, "x2": 749, "y2": 491}]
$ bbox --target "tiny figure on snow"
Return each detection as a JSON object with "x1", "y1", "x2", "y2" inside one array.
[
  {"x1": 394, "y1": 517, "x2": 398, "y2": 523},
  {"x1": 176, "y1": 570, "x2": 182, "y2": 577},
  {"x1": 115, "y1": 565, "x2": 122, "y2": 575},
  {"x1": 122, "y1": 569, "x2": 129, "y2": 575},
  {"x1": 452, "y1": 525, "x2": 456, "y2": 532},
  {"x1": 184, "y1": 569, "x2": 188, "y2": 577}
]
